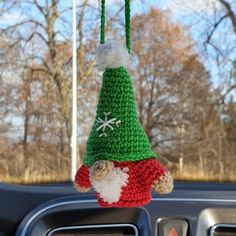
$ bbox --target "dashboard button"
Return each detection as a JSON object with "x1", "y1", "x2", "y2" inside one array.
[
  {"x1": 168, "y1": 227, "x2": 179, "y2": 236},
  {"x1": 158, "y1": 218, "x2": 188, "y2": 236}
]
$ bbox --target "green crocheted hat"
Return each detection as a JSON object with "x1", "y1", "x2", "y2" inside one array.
[{"x1": 83, "y1": 1, "x2": 157, "y2": 167}]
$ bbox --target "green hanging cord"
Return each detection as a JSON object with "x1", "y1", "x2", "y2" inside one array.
[
  {"x1": 125, "y1": 0, "x2": 131, "y2": 54},
  {"x1": 100, "y1": 0, "x2": 130, "y2": 53},
  {"x1": 100, "y1": 0, "x2": 106, "y2": 44}
]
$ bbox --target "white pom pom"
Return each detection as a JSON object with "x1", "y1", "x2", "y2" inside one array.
[{"x1": 96, "y1": 40, "x2": 130, "y2": 71}]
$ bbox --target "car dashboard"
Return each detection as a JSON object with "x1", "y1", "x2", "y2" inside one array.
[{"x1": 0, "y1": 182, "x2": 236, "y2": 236}]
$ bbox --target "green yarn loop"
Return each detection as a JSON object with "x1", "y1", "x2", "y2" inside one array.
[
  {"x1": 83, "y1": 67, "x2": 157, "y2": 167},
  {"x1": 99, "y1": 0, "x2": 131, "y2": 53},
  {"x1": 125, "y1": 0, "x2": 131, "y2": 53},
  {"x1": 100, "y1": 0, "x2": 105, "y2": 44}
]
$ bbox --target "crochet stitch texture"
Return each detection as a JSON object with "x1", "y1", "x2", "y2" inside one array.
[
  {"x1": 83, "y1": 66, "x2": 157, "y2": 167},
  {"x1": 75, "y1": 159, "x2": 167, "y2": 207}
]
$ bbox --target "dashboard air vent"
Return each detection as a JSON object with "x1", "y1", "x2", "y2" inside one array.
[
  {"x1": 210, "y1": 224, "x2": 236, "y2": 236},
  {"x1": 47, "y1": 224, "x2": 138, "y2": 236}
]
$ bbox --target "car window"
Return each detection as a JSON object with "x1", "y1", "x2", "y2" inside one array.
[{"x1": 0, "y1": 0, "x2": 235, "y2": 184}]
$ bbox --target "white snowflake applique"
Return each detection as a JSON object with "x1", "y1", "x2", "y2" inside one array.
[{"x1": 96, "y1": 112, "x2": 121, "y2": 137}]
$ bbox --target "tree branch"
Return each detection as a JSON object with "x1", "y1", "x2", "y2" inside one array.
[
  {"x1": 33, "y1": 0, "x2": 47, "y2": 17},
  {"x1": 219, "y1": 0, "x2": 236, "y2": 34},
  {"x1": 206, "y1": 14, "x2": 228, "y2": 44}
]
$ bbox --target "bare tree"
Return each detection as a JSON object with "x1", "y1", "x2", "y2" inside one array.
[
  {"x1": 172, "y1": 0, "x2": 236, "y2": 99},
  {"x1": 132, "y1": 8, "x2": 210, "y2": 153},
  {"x1": 0, "y1": 0, "x2": 72, "y2": 150}
]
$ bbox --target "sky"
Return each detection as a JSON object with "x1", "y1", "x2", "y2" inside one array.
[
  {"x1": 0, "y1": 0, "x2": 72, "y2": 41},
  {"x1": 1, "y1": 0, "x2": 235, "y2": 91},
  {"x1": 2, "y1": 0, "x2": 235, "y2": 90},
  {"x1": 82, "y1": 0, "x2": 235, "y2": 87}
]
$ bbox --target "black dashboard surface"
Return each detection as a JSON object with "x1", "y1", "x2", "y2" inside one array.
[{"x1": 1, "y1": 182, "x2": 236, "y2": 236}]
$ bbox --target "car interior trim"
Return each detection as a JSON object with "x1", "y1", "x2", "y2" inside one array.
[
  {"x1": 18, "y1": 197, "x2": 236, "y2": 236},
  {"x1": 196, "y1": 208, "x2": 236, "y2": 236},
  {"x1": 152, "y1": 197, "x2": 236, "y2": 203},
  {"x1": 209, "y1": 223, "x2": 236, "y2": 236},
  {"x1": 47, "y1": 223, "x2": 139, "y2": 236}
]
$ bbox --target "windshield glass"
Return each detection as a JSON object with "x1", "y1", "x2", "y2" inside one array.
[{"x1": 0, "y1": 0, "x2": 235, "y2": 184}]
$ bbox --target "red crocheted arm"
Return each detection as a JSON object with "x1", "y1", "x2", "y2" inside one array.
[
  {"x1": 74, "y1": 165, "x2": 91, "y2": 192},
  {"x1": 138, "y1": 159, "x2": 173, "y2": 194},
  {"x1": 138, "y1": 159, "x2": 166, "y2": 185}
]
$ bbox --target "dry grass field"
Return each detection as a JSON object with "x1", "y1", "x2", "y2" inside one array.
[
  {"x1": 0, "y1": 140, "x2": 235, "y2": 184},
  {"x1": 0, "y1": 150, "x2": 235, "y2": 184}
]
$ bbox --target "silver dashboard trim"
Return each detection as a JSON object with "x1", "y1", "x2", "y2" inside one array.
[
  {"x1": 209, "y1": 223, "x2": 236, "y2": 236},
  {"x1": 152, "y1": 197, "x2": 236, "y2": 203},
  {"x1": 19, "y1": 197, "x2": 236, "y2": 235},
  {"x1": 47, "y1": 223, "x2": 139, "y2": 236},
  {"x1": 20, "y1": 199, "x2": 97, "y2": 236}
]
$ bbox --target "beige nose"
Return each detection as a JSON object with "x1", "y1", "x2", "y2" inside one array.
[{"x1": 90, "y1": 160, "x2": 114, "y2": 181}]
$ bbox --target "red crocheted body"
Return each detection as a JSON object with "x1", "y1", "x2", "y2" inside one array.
[
  {"x1": 75, "y1": 158, "x2": 167, "y2": 207},
  {"x1": 96, "y1": 159, "x2": 167, "y2": 207}
]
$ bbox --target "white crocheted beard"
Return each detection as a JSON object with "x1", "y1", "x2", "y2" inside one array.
[
  {"x1": 90, "y1": 167, "x2": 129, "y2": 204},
  {"x1": 96, "y1": 40, "x2": 130, "y2": 71}
]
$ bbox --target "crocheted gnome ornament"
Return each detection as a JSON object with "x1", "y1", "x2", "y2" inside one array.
[{"x1": 74, "y1": 0, "x2": 173, "y2": 207}]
